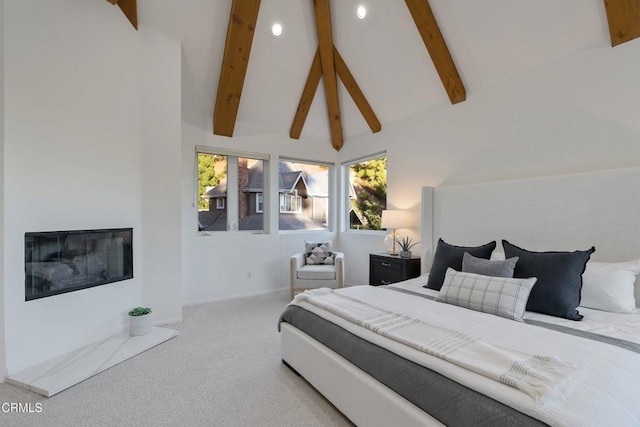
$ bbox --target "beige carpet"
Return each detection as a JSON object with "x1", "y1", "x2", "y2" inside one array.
[{"x1": 0, "y1": 292, "x2": 353, "y2": 427}]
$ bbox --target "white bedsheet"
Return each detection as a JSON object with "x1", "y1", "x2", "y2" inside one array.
[
  {"x1": 291, "y1": 282, "x2": 640, "y2": 427},
  {"x1": 394, "y1": 274, "x2": 640, "y2": 344}
]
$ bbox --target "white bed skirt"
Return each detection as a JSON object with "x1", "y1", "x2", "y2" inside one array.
[{"x1": 280, "y1": 323, "x2": 443, "y2": 427}]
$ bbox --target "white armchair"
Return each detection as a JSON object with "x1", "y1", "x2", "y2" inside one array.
[{"x1": 290, "y1": 252, "x2": 344, "y2": 300}]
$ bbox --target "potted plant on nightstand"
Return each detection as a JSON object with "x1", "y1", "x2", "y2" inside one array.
[
  {"x1": 394, "y1": 236, "x2": 419, "y2": 259},
  {"x1": 128, "y1": 307, "x2": 152, "y2": 336}
]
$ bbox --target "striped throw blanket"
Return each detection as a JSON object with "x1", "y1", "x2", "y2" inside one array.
[{"x1": 293, "y1": 288, "x2": 576, "y2": 401}]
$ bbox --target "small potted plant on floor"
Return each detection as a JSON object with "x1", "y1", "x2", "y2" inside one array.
[
  {"x1": 128, "y1": 307, "x2": 152, "y2": 336},
  {"x1": 394, "y1": 236, "x2": 419, "y2": 258}
]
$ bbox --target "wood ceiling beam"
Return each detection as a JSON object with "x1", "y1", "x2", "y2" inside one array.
[
  {"x1": 106, "y1": 0, "x2": 138, "y2": 30},
  {"x1": 291, "y1": 49, "x2": 322, "y2": 139},
  {"x1": 405, "y1": 0, "x2": 465, "y2": 104},
  {"x1": 291, "y1": 46, "x2": 381, "y2": 139},
  {"x1": 334, "y1": 46, "x2": 381, "y2": 134},
  {"x1": 313, "y1": 0, "x2": 343, "y2": 151},
  {"x1": 603, "y1": 0, "x2": 640, "y2": 46},
  {"x1": 213, "y1": 0, "x2": 261, "y2": 137}
]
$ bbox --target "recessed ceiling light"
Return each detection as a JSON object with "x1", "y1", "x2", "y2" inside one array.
[
  {"x1": 271, "y1": 23, "x2": 283, "y2": 38},
  {"x1": 355, "y1": 5, "x2": 367, "y2": 20}
]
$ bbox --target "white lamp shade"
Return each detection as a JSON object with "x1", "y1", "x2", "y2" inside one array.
[{"x1": 381, "y1": 210, "x2": 407, "y2": 230}]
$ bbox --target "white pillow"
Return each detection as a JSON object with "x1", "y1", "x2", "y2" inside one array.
[
  {"x1": 580, "y1": 260, "x2": 640, "y2": 313},
  {"x1": 304, "y1": 240, "x2": 334, "y2": 265}
]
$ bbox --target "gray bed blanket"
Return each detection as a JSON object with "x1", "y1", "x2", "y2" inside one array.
[{"x1": 279, "y1": 305, "x2": 547, "y2": 427}]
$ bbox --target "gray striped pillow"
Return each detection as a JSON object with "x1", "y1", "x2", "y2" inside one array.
[{"x1": 436, "y1": 268, "x2": 537, "y2": 321}]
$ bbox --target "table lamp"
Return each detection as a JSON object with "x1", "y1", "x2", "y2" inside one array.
[{"x1": 381, "y1": 210, "x2": 407, "y2": 255}]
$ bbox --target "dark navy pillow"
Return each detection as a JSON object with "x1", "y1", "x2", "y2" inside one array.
[
  {"x1": 503, "y1": 240, "x2": 595, "y2": 321},
  {"x1": 425, "y1": 239, "x2": 496, "y2": 290}
]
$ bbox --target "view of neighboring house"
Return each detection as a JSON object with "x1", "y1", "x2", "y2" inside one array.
[{"x1": 198, "y1": 160, "x2": 329, "y2": 231}]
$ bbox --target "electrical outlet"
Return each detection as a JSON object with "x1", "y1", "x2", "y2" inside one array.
[{"x1": 247, "y1": 271, "x2": 252, "y2": 279}]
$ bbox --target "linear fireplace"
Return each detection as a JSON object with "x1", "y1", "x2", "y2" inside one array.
[{"x1": 25, "y1": 228, "x2": 133, "y2": 301}]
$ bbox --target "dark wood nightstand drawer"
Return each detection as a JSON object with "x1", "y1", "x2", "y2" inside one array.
[
  {"x1": 369, "y1": 254, "x2": 421, "y2": 286},
  {"x1": 371, "y1": 259, "x2": 402, "y2": 284}
]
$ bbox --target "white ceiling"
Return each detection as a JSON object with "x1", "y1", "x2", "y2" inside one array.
[{"x1": 137, "y1": 0, "x2": 610, "y2": 140}]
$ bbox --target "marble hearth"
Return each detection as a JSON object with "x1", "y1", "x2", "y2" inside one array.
[{"x1": 6, "y1": 327, "x2": 178, "y2": 397}]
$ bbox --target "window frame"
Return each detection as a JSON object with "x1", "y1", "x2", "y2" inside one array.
[
  {"x1": 216, "y1": 198, "x2": 225, "y2": 210},
  {"x1": 342, "y1": 151, "x2": 387, "y2": 234},
  {"x1": 195, "y1": 146, "x2": 270, "y2": 234}
]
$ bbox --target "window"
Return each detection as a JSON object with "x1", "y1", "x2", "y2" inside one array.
[
  {"x1": 278, "y1": 159, "x2": 331, "y2": 231},
  {"x1": 280, "y1": 192, "x2": 302, "y2": 213},
  {"x1": 344, "y1": 153, "x2": 387, "y2": 230},
  {"x1": 197, "y1": 148, "x2": 269, "y2": 233},
  {"x1": 256, "y1": 193, "x2": 264, "y2": 213},
  {"x1": 198, "y1": 152, "x2": 227, "y2": 214}
]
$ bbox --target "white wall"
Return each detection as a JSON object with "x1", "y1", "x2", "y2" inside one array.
[
  {"x1": 3, "y1": 0, "x2": 181, "y2": 374},
  {"x1": 339, "y1": 40, "x2": 640, "y2": 285},
  {"x1": 180, "y1": 119, "x2": 338, "y2": 305},
  {"x1": 141, "y1": 28, "x2": 183, "y2": 324},
  {"x1": 181, "y1": 39, "x2": 640, "y2": 296},
  {"x1": 0, "y1": 0, "x2": 7, "y2": 379}
]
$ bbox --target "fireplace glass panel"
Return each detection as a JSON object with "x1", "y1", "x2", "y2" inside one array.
[{"x1": 25, "y1": 228, "x2": 133, "y2": 301}]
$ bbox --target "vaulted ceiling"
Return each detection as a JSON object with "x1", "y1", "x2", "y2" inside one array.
[{"x1": 121, "y1": 0, "x2": 638, "y2": 149}]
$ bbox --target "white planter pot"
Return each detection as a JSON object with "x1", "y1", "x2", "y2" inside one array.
[{"x1": 129, "y1": 314, "x2": 152, "y2": 336}]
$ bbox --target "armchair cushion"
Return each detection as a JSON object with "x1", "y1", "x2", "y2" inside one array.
[
  {"x1": 297, "y1": 265, "x2": 337, "y2": 280},
  {"x1": 305, "y1": 240, "x2": 334, "y2": 265}
]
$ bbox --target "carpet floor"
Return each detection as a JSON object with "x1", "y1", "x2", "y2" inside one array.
[{"x1": 0, "y1": 292, "x2": 353, "y2": 427}]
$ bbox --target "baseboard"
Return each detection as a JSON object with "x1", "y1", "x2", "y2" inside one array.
[{"x1": 182, "y1": 287, "x2": 289, "y2": 307}]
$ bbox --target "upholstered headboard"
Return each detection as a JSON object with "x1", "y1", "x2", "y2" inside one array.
[{"x1": 421, "y1": 167, "x2": 640, "y2": 307}]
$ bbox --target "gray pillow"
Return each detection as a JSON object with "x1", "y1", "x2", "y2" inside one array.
[
  {"x1": 462, "y1": 252, "x2": 518, "y2": 278},
  {"x1": 436, "y1": 268, "x2": 537, "y2": 321}
]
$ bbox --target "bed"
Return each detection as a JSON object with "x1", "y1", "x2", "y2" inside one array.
[{"x1": 279, "y1": 167, "x2": 640, "y2": 427}]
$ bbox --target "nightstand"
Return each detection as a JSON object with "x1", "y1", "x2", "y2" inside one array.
[{"x1": 369, "y1": 253, "x2": 421, "y2": 286}]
